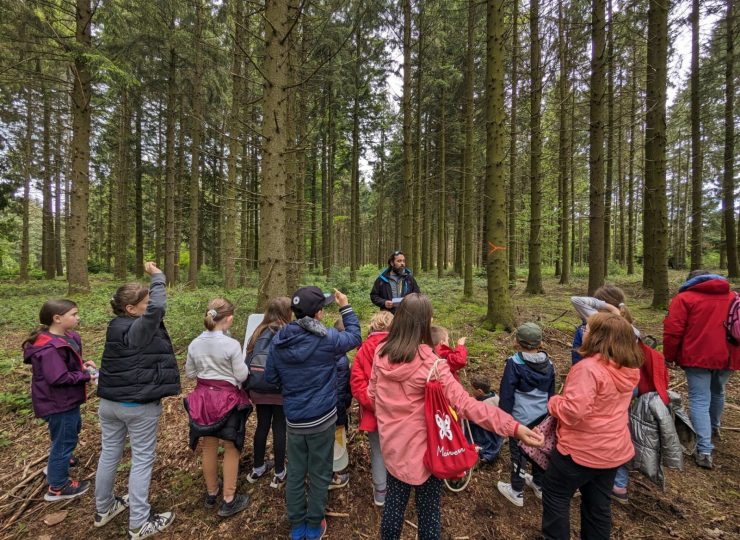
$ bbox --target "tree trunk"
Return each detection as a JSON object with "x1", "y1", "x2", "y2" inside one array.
[
  {"x1": 258, "y1": 0, "x2": 293, "y2": 308},
  {"x1": 20, "y1": 83, "x2": 32, "y2": 282},
  {"x1": 558, "y1": 0, "x2": 570, "y2": 285},
  {"x1": 350, "y1": 19, "x2": 363, "y2": 282},
  {"x1": 41, "y1": 76, "x2": 55, "y2": 279},
  {"x1": 627, "y1": 47, "x2": 637, "y2": 275},
  {"x1": 134, "y1": 92, "x2": 144, "y2": 276},
  {"x1": 508, "y1": 0, "x2": 519, "y2": 284},
  {"x1": 113, "y1": 89, "x2": 130, "y2": 280},
  {"x1": 604, "y1": 0, "x2": 614, "y2": 274},
  {"x1": 54, "y1": 106, "x2": 64, "y2": 276},
  {"x1": 164, "y1": 47, "x2": 177, "y2": 283},
  {"x1": 723, "y1": 0, "x2": 738, "y2": 277},
  {"x1": 644, "y1": 0, "x2": 669, "y2": 307},
  {"x1": 525, "y1": 0, "x2": 544, "y2": 295},
  {"x1": 690, "y1": 0, "x2": 703, "y2": 271},
  {"x1": 438, "y1": 88, "x2": 447, "y2": 278},
  {"x1": 588, "y1": 0, "x2": 606, "y2": 295},
  {"x1": 188, "y1": 0, "x2": 204, "y2": 286},
  {"x1": 67, "y1": 0, "x2": 92, "y2": 294},
  {"x1": 485, "y1": 0, "x2": 514, "y2": 329},
  {"x1": 402, "y1": 0, "x2": 414, "y2": 268},
  {"x1": 463, "y1": 0, "x2": 476, "y2": 297}
]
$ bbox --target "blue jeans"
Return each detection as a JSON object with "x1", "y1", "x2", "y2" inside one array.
[
  {"x1": 613, "y1": 466, "x2": 629, "y2": 489},
  {"x1": 45, "y1": 406, "x2": 81, "y2": 489},
  {"x1": 683, "y1": 367, "x2": 732, "y2": 455}
]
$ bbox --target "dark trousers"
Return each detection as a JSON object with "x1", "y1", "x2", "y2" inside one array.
[
  {"x1": 253, "y1": 404, "x2": 287, "y2": 473},
  {"x1": 381, "y1": 474, "x2": 443, "y2": 540},
  {"x1": 45, "y1": 406, "x2": 81, "y2": 488},
  {"x1": 542, "y1": 450, "x2": 617, "y2": 540},
  {"x1": 509, "y1": 437, "x2": 544, "y2": 492},
  {"x1": 286, "y1": 424, "x2": 334, "y2": 527}
]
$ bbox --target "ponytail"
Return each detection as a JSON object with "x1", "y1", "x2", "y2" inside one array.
[
  {"x1": 22, "y1": 299, "x2": 77, "y2": 349},
  {"x1": 111, "y1": 282, "x2": 149, "y2": 317},
  {"x1": 204, "y1": 298, "x2": 235, "y2": 331}
]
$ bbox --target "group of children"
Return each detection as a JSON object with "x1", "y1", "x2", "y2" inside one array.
[{"x1": 23, "y1": 263, "x2": 672, "y2": 540}]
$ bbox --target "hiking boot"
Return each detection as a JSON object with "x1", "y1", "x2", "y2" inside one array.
[
  {"x1": 270, "y1": 468, "x2": 287, "y2": 489},
  {"x1": 497, "y1": 481, "x2": 523, "y2": 507},
  {"x1": 247, "y1": 460, "x2": 274, "y2": 483},
  {"x1": 217, "y1": 493, "x2": 250, "y2": 518},
  {"x1": 204, "y1": 482, "x2": 221, "y2": 509},
  {"x1": 43, "y1": 456, "x2": 80, "y2": 476},
  {"x1": 127, "y1": 511, "x2": 175, "y2": 540},
  {"x1": 695, "y1": 452, "x2": 713, "y2": 470},
  {"x1": 305, "y1": 519, "x2": 327, "y2": 540},
  {"x1": 290, "y1": 522, "x2": 307, "y2": 540},
  {"x1": 611, "y1": 488, "x2": 629, "y2": 505},
  {"x1": 373, "y1": 488, "x2": 387, "y2": 507},
  {"x1": 94, "y1": 494, "x2": 129, "y2": 527},
  {"x1": 523, "y1": 474, "x2": 543, "y2": 500},
  {"x1": 44, "y1": 479, "x2": 90, "y2": 502},
  {"x1": 328, "y1": 471, "x2": 349, "y2": 490}
]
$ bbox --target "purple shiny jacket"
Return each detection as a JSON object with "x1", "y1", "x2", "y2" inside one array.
[{"x1": 23, "y1": 331, "x2": 90, "y2": 418}]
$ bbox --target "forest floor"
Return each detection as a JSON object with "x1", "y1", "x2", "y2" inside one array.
[{"x1": 0, "y1": 267, "x2": 738, "y2": 539}]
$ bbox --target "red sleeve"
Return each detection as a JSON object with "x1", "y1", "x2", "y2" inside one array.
[
  {"x1": 662, "y1": 295, "x2": 687, "y2": 363},
  {"x1": 351, "y1": 342, "x2": 375, "y2": 411},
  {"x1": 444, "y1": 345, "x2": 468, "y2": 375}
]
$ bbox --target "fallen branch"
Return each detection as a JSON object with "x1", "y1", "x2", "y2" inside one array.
[
  {"x1": 325, "y1": 511, "x2": 349, "y2": 518},
  {"x1": 0, "y1": 467, "x2": 45, "y2": 503},
  {"x1": 0, "y1": 477, "x2": 44, "y2": 532},
  {"x1": 405, "y1": 519, "x2": 418, "y2": 529}
]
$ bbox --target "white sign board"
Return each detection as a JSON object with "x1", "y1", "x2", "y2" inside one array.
[{"x1": 242, "y1": 313, "x2": 265, "y2": 359}]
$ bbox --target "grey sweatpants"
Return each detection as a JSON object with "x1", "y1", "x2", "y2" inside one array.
[
  {"x1": 95, "y1": 399, "x2": 162, "y2": 529},
  {"x1": 368, "y1": 431, "x2": 387, "y2": 492}
]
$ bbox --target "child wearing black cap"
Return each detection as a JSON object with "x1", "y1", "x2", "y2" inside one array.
[
  {"x1": 265, "y1": 286, "x2": 361, "y2": 540},
  {"x1": 497, "y1": 322, "x2": 556, "y2": 507}
]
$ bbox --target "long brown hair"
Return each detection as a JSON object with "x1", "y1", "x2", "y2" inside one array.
[
  {"x1": 578, "y1": 312, "x2": 642, "y2": 368},
  {"x1": 22, "y1": 299, "x2": 78, "y2": 349},
  {"x1": 111, "y1": 282, "x2": 149, "y2": 317},
  {"x1": 246, "y1": 296, "x2": 292, "y2": 353},
  {"x1": 378, "y1": 293, "x2": 434, "y2": 364},
  {"x1": 594, "y1": 284, "x2": 633, "y2": 324}
]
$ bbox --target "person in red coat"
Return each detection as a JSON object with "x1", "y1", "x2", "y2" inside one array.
[
  {"x1": 349, "y1": 311, "x2": 393, "y2": 507},
  {"x1": 431, "y1": 326, "x2": 468, "y2": 380},
  {"x1": 663, "y1": 270, "x2": 740, "y2": 469}
]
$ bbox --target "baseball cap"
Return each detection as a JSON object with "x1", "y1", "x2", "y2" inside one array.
[
  {"x1": 291, "y1": 286, "x2": 334, "y2": 318},
  {"x1": 515, "y1": 322, "x2": 543, "y2": 349}
]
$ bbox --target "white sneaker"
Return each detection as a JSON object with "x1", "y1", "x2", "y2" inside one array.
[
  {"x1": 127, "y1": 511, "x2": 175, "y2": 539},
  {"x1": 95, "y1": 495, "x2": 129, "y2": 527},
  {"x1": 497, "y1": 481, "x2": 524, "y2": 507},
  {"x1": 523, "y1": 474, "x2": 543, "y2": 500}
]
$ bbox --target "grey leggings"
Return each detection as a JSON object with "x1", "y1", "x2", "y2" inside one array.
[{"x1": 95, "y1": 399, "x2": 162, "y2": 529}]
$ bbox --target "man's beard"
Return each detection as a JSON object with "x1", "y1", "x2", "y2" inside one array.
[{"x1": 393, "y1": 266, "x2": 405, "y2": 275}]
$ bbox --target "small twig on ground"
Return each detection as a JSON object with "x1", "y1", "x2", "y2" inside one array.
[
  {"x1": 0, "y1": 467, "x2": 45, "y2": 503},
  {"x1": 325, "y1": 511, "x2": 350, "y2": 518},
  {"x1": 548, "y1": 310, "x2": 569, "y2": 323},
  {"x1": 721, "y1": 426, "x2": 740, "y2": 431},
  {"x1": 405, "y1": 519, "x2": 418, "y2": 529},
  {"x1": 669, "y1": 380, "x2": 687, "y2": 390},
  {"x1": 0, "y1": 477, "x2": 44, "y2": 531}
]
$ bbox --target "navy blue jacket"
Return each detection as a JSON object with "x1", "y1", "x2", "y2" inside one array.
[
  {"x1": 265, "y1": 305, "x2": 361, "y2": 429},
  {"x1": 336, "y1": 353, "x2": 352, "y2": 427},
  {"x1": 499, "y1": 352, "x2": 556, "y2": 427}
]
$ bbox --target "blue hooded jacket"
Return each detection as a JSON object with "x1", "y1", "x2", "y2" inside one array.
[
  {"x1": 265, "y1": 305, "x2": 361, "y2": 430},
  {"x1": 499, "y1": 351, "x2": 556, "y2": 427}
]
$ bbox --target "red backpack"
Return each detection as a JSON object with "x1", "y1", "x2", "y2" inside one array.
[
  {"x1": 422, "y1": 359, "x2": 479, "y2": 479},
  {"x1": 726, "y1": 292, "x2": 740, "y2": 346}
]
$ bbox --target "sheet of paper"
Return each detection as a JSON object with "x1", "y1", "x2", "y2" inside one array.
[{"x1": 242, "y1": 313, "x2": 265, "y2": 359}]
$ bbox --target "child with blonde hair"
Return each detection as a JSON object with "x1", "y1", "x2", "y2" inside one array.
[
  {"x1": 431, "y1": 325, "x2": 468, "y2": 380},
  {"x1": 350, "y1": 310, "x2": 393, "y2": 506}
]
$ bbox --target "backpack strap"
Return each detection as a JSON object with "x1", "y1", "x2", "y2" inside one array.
[{"x1": 426, "y1": 357, "x2": 445, "y2": 382}]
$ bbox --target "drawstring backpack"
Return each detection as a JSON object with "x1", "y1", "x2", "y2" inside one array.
[{"x1": 423, "y1": 358, "x2": 479, "y2": 479}]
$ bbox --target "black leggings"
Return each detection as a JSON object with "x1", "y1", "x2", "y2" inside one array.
[
  {"x1": 381, "y1": 473, "x2": 442, "y2": 540},
  {"x1": 253, "y1": 404, "x2": 286, "y2": 474}
]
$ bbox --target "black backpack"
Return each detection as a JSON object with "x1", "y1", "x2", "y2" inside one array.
[{"x1": 245, "y1": 329, "x2": 282, "y2": 394}]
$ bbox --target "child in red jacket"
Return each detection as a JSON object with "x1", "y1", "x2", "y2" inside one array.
[
  {"x1": 350, "y1": 311, "x2": 393, "y2": 507},
  {"x1": 432, "y1": 326, "x2": 468, "y2": 380}
]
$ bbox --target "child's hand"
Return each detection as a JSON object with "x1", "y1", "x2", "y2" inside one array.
[
  {"x1": 334, "y1": 289, "x2": 349, "y2": 308},
  {"x1": 144, "y1": 261, "x2": 161, "y2": 275},
  {"x1": 457, "y1": 337, "x2": 467, "y2": 346},
  {"x1": 83, "y1": 360, "x2": 97, "y2": 369},
  {"x1": 516, "y1": 424, "x2": 545, "y2": 447}
]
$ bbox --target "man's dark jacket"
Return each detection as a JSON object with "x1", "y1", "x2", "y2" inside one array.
[{"x1": 370, "y1": 268, "x2": 420, "y2": 312}]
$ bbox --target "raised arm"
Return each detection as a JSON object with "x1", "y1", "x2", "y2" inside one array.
[{"x1": 124, "y1": 271, "x2": 167, "y2": 348}]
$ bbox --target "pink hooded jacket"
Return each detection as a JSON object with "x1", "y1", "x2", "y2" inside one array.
[
  {"x1": 369, "y1": 344, "x2": 519, "y2": 485},
  {"x1": 548, "y1": 354, "x2": 640, "y2": 469}
]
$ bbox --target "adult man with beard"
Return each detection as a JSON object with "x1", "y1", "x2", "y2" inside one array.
[{"x1": 370, "y1": 251, "x2": 421, "y2": 313}]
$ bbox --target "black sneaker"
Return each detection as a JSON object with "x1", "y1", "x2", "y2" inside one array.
[
  {"x1": 247, "y1": 460, "x2": 274, "y2": 483},
  {"x1": 217, "y1": 493, "x2": 250, "y2": 518},
  {"x1": 204, "y1": 481, "x2": 222, "y2": 509},
  {"x1": 44, "y1": 479, "x2": 90, "y2": 502}
]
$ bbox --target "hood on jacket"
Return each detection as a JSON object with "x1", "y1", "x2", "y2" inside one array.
[
  {"x1": 602, "y1": 356, "x2": 641, "y2": 393},
  {"x1": 375, "y1": 343, "x2": 434, "y2": 381},
  {"x1": 679, "y1": 274, "x2": 729, "y2": 294},
  {"x1": 377, "y1": 267, "x2": 414, "y2": 284},
  {"x1": 271, "y1": 318, "x2": 327, "y2": 365},
  {"x1": 519, "y1": 351, "x2": 551, "y2": 373},
  {"x1": 23, "y1": 332, "x2": 76, "y2": 364}
]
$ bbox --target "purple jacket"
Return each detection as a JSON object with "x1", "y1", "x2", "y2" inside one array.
[
  {"x1": 23, "y1": 331, "x2": 90, "y2": 418},
  {"x1": 185, "y1": 378, "x2": 251, "y2": 426}
]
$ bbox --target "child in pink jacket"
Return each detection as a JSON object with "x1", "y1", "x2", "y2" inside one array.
[
  {"x1": 369, "y1": 294, "x2": 543, "y2": 540},
  {"x1": 542, "y1": 312, "x2": 642, "y2": 540},
  {"x1": 349, "y1": 311, "x2": 393, "y2": 506}
]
